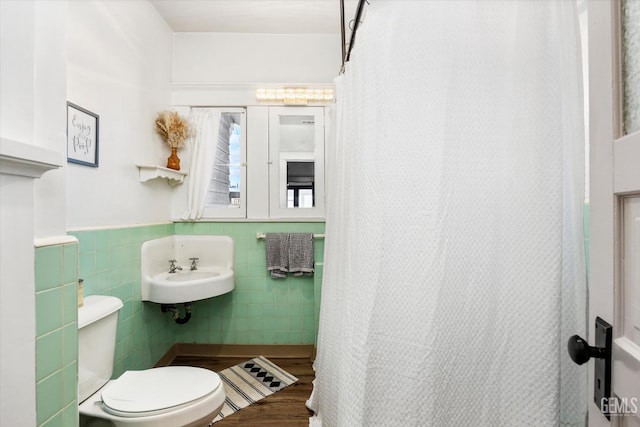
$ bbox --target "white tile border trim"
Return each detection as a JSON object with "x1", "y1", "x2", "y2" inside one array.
[{"x1": 34, "y1": 235, "x2": 79, "y2": 248}]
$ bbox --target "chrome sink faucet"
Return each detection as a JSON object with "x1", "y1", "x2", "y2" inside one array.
[
  {"x1": 168, "y1": 260, "x2": 182, "y2": 273},
  {"x1": 189, "y1": 257, "x2": 199, "y2": 271}
]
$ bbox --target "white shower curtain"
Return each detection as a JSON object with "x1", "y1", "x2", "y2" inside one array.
[
  {"x1": 309, "y1": 1, "x2": 587, "y2": 426},
  {"x1": 182, "y1": 108, "x2": 221, "y2": 220}
]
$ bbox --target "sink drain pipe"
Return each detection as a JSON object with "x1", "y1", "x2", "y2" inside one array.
[{"x1": 161, "y1": 303, "x2": 192, "y2": 324}]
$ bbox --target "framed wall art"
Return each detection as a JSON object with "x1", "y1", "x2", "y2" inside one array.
[{"x1": 67, "y1": 102, "x2": 99, "y2": 167}]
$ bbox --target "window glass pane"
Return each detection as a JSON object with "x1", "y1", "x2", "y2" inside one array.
[
  {"x1": 229, "y1": 123, "x2": 241, "y2": 206},
  {"x1": 205, "y1": 112, "x2": 242, "y2": 209},
  {"x1": 286, "y1": 161, "x2": 315, "y2": 208},
  {"x1": 287, "y1": 189, "x2": 295, "y2": 208},
  {"x1": 622, "y1": 0, "x2": 640, "y2": 134},
  {"x1": 299, "y1": 189, "x2": 314, "y2": 208}
]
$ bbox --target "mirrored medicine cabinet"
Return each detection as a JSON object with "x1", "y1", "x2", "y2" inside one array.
[{"x1": 268, "y1": 106, "x2": 325, "y2": 218}]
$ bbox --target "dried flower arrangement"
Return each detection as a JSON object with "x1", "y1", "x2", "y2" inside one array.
[{"x1": 155, "y1": 111, "x2": 191, "y2": 149}]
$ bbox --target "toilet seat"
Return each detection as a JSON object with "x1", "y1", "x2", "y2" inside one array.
[{"x1": 101, "y1": 366, "x2": 221, "y2": 418}]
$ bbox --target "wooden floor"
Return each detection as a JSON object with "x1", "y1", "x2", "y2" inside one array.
[{"x1": 170, "y1": 356, "x2": 315, "y2": 426}]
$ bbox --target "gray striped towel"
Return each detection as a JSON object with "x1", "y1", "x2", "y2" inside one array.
[
  {"x1": 288, "y1": 233, "x2": 314, "y2": 276},
  {"x1": 265, "y1": 233, "x2": 314, "y2": 278},
  {"x1": 265, "y1": 233, "x2": 289, "y2": 278}
]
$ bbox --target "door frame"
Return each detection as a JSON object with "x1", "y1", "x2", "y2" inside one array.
[{"x1": 588, "y1": 1, "x2": 640, "y2": 425}]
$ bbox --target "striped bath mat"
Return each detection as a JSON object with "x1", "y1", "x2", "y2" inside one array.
[{"x1": 209, "y1": 356, "x2": 298, "y2": 424}]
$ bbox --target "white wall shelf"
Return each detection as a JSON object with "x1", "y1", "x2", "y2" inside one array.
[
  {"x1": 136, "y1": 164, "x2": 187, "y2": 186},
  {"x1": 0, "y1": 138, "x2": 62, "y2": 178}
]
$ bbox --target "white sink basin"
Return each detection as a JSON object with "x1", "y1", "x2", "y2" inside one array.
[
  {"x1": 148, "y1": 266, "x2": 233, "y2": 304},
  {"x1": 141, "y1": 235, "x2": 235, "y2": 304},
  {"x1": 163, "y1": 270, "x2": 220, "y2": 282}
]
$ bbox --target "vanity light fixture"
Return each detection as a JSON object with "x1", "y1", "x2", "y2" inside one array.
[{"x1": 256, "y1": 87, "x2": 334, "y2": 105}]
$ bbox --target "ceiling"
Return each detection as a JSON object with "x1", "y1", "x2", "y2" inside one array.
[{"x1": 149, "y1": 0, "x2": 359, "y2": 35}]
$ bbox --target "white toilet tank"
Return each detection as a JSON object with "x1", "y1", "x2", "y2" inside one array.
[{"x1": 78, "y1": 295, "x2": 123, "y2": 403}]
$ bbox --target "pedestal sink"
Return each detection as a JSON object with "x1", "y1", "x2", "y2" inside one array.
[{"x1": 141, "y1": 235, "x2": 234, "y2": 304}]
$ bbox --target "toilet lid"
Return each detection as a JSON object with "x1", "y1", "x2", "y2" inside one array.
[{"x1": 101, "y1": 366, "x2": 220, "y2": 416}]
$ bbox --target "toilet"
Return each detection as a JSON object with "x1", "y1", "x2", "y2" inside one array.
[{"x1": 78, "y1": 295, "x2": 225, "y2": 427}]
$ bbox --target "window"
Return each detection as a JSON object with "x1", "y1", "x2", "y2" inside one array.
[
  {"x1": 186, "y1": 105, "x2": 326, "y2": 220},
  {"x1": 202, "y1": 109, "x2": 247, "y2": 218},
  {"x1": 287, "y1": 161, "x2": 315, "y2": 208}
]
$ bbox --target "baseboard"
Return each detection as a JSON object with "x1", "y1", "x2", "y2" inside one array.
[
  {"x1": 155, "y1": 343, "x2": 315, "y2": 366},
  {"x1": 154, "y1": 345, "x2": 179, "y2": 367}
]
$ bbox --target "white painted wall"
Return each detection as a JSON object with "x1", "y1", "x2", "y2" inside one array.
[
  {"x1": 1, "y1": 0, "x2": 174, "y2": 422},
  {"x1": 0, "y1": 175, "x2": 38, "y2": 427},
  {"x1": 1, "y1": 0, "x2": 36, "y2": 145},
  {"x1": 66, "y1": 0, "x2": 174, "y2": 229},
  {"x1": 172, "y1": 33, "x2": 341, "y2": 85},
  {"x1": 1, "y1": 0, "x2": 68, "y2": 239},
  {"x1": 0, "y1": 1, "x2": 67, "y2": 424},
  {"x1": 33, "y1": 0, "x2": 69, "y2": 239}
]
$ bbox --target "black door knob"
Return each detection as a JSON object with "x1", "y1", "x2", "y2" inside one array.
[{"x1": 567, "y1": 335, "x2": 607, "y2": 365}]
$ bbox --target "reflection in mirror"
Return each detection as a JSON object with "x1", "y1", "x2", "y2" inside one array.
[
  {"x1": 205, "y1": 113, "x2": 242, "y2": 208},
  {"x1": 287, "y1": 161, "x2": 314, "y2": 208},
  {"x1": 278, "y1": 115, "x2": 315, "y2": 209},
  {"x1": 269, "y1": 106, "x2": 324, "y2": 218},
  {"x1": 279, "y1": 115, "x2": 315, "y2": 152}
]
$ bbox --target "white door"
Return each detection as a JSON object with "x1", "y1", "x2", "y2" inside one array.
[{"x1": 588, "y1": 1, "x2": 640, "y2": 426}]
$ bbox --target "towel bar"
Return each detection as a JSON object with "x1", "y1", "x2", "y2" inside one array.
[{"x1": 256, "y1": 232, "x2": 325, "y2": 240}]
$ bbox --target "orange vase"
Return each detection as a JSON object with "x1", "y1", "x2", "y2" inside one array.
[{"x1": 166, "y1": 147, "x2": 180, "y2": 170}]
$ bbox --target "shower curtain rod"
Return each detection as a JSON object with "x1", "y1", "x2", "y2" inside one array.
[{"x1": 340, "y1": 0, "x2": 368, "y2": 71}]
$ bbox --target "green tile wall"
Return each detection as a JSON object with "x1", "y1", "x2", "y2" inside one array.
[
  {"x1": 172, "y1": 222, "x2": 325, "y2": 345},
  {"x1": 35, "y1": 242, "x2": 79, "y2": 427},
  {"x1": 42, "y1": 221, "x2": 323, "y2": 426},
  {"x1": 69, "y1": 223, "x2": 175, "y2": 377},
  {"x1": 70, "y1": 221, "x2": 323, "y2": 379}
]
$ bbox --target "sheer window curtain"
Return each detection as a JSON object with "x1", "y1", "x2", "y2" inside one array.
[
  {"x1": 182, "y1": 108, "x2": 221, "y2": 220},
  {"x1": 309, "y1": 1, "x2": 587, "y2": 426}
]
